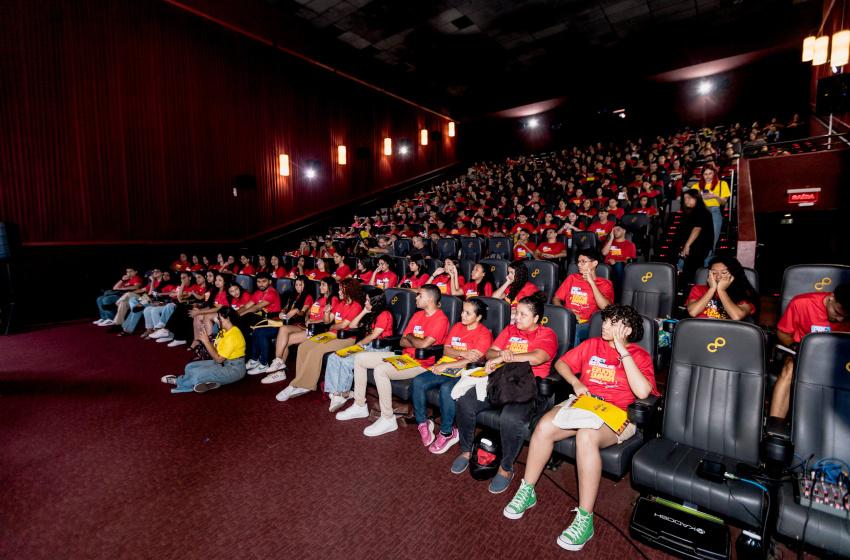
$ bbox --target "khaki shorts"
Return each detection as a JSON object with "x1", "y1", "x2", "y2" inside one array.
[{"x1": 554, "y1": 399, "x2": 638, "y2": 444}]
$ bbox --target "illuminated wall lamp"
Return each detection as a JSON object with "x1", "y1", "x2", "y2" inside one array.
[
  {"x1": 420, "y1": 129, "x2": 428, "y2": 146},
  {"x1": 448, "y1": 122, "x2": 455, "y2": 137},
  {"x1": 802, "y1": 36, "x2": 816, "y2": 62},
  {"x1": 279, "y1": 154, "x2": 290, "y2": 176},
  {"x1": 338, "y1": 145, "x2": 347, "y2": 165},
  {"x1": 383, "y1": 138, "x2": 392, "y2": 156},
  {"x1": 813, "y1": 35, "x2": 830, "y2": 65},
  {"x1": 831, "y1": 30, "x2": 850, "y2": 68}
]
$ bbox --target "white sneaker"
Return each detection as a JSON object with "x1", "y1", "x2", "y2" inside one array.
[
  {"x1": 288, "y1": 387, "x2": 310, "y2": 399},
  {"x1": 261, "y1": 371, "x2": 287, "y2": 384},
  {"x1": 266, "y1": 358, "x2": 286, "y2": 374},
  {"x1": 100, "y1": 319, "x2": 114, "y2": 327},
  {"x1": 276, "y1": 385, "x2": 295, "y2": 401},
  {"x1": 160, "y1": 375, "x2": 177, "y2": 385},
  {"x1": 93, "y1": 318, "x2": 105, "y2": 325},
  {"x1": 167, "y1": 339, "x2": 186, "y2": 347},
  {"x1": 149, "y1": 329, "x2": 170, "y2": 339},
  {"x1": 154, "y1": 322, "x2": 165, "y2": 329},
  {"x1": 156, "y1": 336, "x2": 174, "y2": 343},
  {"x1": 246, "y1": 359, "x2": 260, "y2": 370},
  {"x1": 336, "y1": 403, "x2": 369, "y2": 421},
  {"x1": 247, "y1": 363, "x2": 269, "y2": 375},
  {"x1": 364, "y1": 417, "x2": 398, "y2": 437},
  {"x1": 328, "y1": 395, "x2": 346, "y2": 412}
]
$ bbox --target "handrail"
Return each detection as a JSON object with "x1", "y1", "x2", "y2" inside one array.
[{"x1": 743, "y1": 132, "x2": 850, "y2": 157}]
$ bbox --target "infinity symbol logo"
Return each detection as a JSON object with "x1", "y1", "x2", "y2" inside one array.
[
  {"x1": 468, "y1": 242, "x2": 473, "y2": 248},
  {"x1": 437, "y1": 302, "x2": 441, "y2": 308},
  {"x1": 391, "y1": 297, "x2": 398, "y2": 305},
  {"x1": 642, "y1": 272, "x2": 653, "y2": 283},
  {"x1": 707, "y1": 337, "x2": 726, "y2": 352},
  {"x1": 541, "y1": 317, "x2": 548, "y2": 324},
  {"x1": 580, "y1": 236, "x2": 587, "y2": 242},
  {"x1": 846, "y1": 362, "x2": 850, "y2": 373},
  {"x1": 491, "y1": 266, "x2": 496, "y2": 272},
  {"x1": 531, "y1": 269, "x2": 540, "y2": 277},
  {"x1": 815, "y1": 277, "x2": 831, "y2": 290},
  {"x1": 496, "y1": 242, "x2": 502, "y2": 248}
]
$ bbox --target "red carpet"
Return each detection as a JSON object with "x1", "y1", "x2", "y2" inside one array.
[{"x1": 0, "y1": 323, "x2": 810, "y2": 559}]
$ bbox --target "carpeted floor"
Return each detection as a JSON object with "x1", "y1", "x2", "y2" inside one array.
[{"x1": 0, "y1": 322, "x2": 810, "y2": 559}]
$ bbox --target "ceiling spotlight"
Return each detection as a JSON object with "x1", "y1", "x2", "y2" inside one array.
[
  {"x1": 400, "y1": 146, "x2": 409, "y2": 155},
  {"x1": 529, "y1": 118, "x2": 539, "y2": 128},
  {"x1": 306, "y1": 169, "x2": 316, "y2": 179},
  {"x1": 698, "y1": 81, "x2": 713, "y2": 95}
]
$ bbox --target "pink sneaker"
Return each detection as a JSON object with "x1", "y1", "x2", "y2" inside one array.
[
  {"x1": 429, "y1": 427, "x2": 459, "y2": 454},
  {"x1": 418, "y1": 420, "x2": 435, "y2": 446}
]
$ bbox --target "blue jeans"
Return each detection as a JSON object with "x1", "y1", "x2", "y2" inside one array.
[
  {"x1": 123, "y1": 297, "x2": 147, "y2": 333},
  {"x1": 172, "y1": 357, "x2": 246, "y2": 393},
  {"x1": 573, "y1": 321, "x2": 590, "y2": 349},
  {"x1": 610, "y1": 261, "x2": 625, "y2": 297},
  {"x1": 251, "y1": 326, "x2": 278, "y2": 365},
  {"x1": 706, "y1": 205, "x2": 722, "y2": 264},
  {"x1": 412, "y1": 371, "x2": 460, "y2": 435},
  {"x1": 324, "y1": 344, "x2": 379, "y2": 393},
  {"x1": 160, "y1": 303, "x2": 177, "y2": 326},
  {"x1": 96, "y1": 294, "x2": 120, "y2": 320}
]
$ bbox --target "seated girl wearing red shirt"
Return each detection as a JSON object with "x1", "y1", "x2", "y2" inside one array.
[
  {"x1": 558, "y1": 211, "x2": 586, "y2": 241},
  {"x1": 170, "y1": 253, "x2": 191, "y2": 272},
  {"x1": 400, "y1": 254, "x2": 430, "y2": 289},
  {"x1": 630, "y1": 196, "x2": 659, "y2": 217},
  {"x1": 233, "y1": 255, "x2": 255, "y2": 276},
  {"x1": 307, "y1": 258, "x2": 331, "y2": 281},
  {"x1": 605, "y1": 198, "x2": 624, "y2": 220},
  {"x1": 254, "y1": 255, "x2": 271, "y2": 275},
  {"x1": 638, "y1": 181, "x2": 661, "y2": 200},
  {"x1": 492, "y1": 260, "x2": 539, "y2": 316},
  {"x1": 578, "y1": 199, "x2": 597, "y2": 218},
  {"x1": 470, "y1": 216, "x2": 490, "y2": 237},
  {"x1": 270, "y1": 255, "x2": 287, "y2": 279},
  {"x1": 331, "y1": 252, "x2": 352, "y2": 281},
  {"x1": 324, "y1": 292, "x2": 395, "y2": 410},
  {"x1": 503, "y1": 304, "x2": 657, "y2": 551},
  {"x1": 352, "y1": 257, "x2": 375, "y2": 284},
  {"x1": 452, "y1": 262, "x2": 496, "y2": 298},
  {"x1": 369, "y1": 256, "x2": 398, "y2": 290},
  {"x1": 686, "y1": 257, "x2": 755, "y2": 321},
  {"x1": 554, "y1": 200, "x2": 570, "y2": 220},
  {"x1": 288, "y1": 256, "x2": 309, "y2": 279},
  {"x1": 428, "y1": 258, "x2": 465, "y2": 295},
  {"x1": 536, "y1": 213, "x2": 558, "y2": 235},
  {"x1": 188, "y1": 255, "x2": 203, "y2": 272}
]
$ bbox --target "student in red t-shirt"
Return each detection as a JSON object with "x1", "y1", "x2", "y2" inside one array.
[
  {"x1": 558, "y1": 211, "x2": 586, "y2": 242},
  {"x1": 686, "y1": 257, "x2": 755, "y2": 321},
  {"x1": 536, "y1": 213, "x2": 559, "y2": 235},
  {"x1": 553, "y1": 248, "x2": 614, "y2": 347},
  {"x1": 369, "y1": 256, "x2": 398, "y2": 290},
  {"x1": 276, "y1": 278, "x2": 367, "y2": 400},
  {"x1": 270, "y1": 255, "x2": 287, "y2": 279},
  {"x1": 170, "y1": 254, "x2": 192, "y2": 272},
  {"x1": 95, "y1": 267, "x2": 144, "y2": 325},
  {"x1": 449, "y1": 219, "x2": 470, "y2": 236},
  {"x1": 510, "y1": 215, "x2": 534, "y2": 235},
  {"x1": 578, "y1": 199, "x2": 597, "y2": 219},
  {"x1": 338, "y1": 285, "x2": 450, "y2": 438},
  {"x1": 324, "y1": 292, "x2": 395, "y2": 410},
  {"x1": 534, "y1": 228, "x2": 567, "y2": 260},
  {"x1": 319, "y1": 238, "x2": 337, "y2": 259},
  {"x1": 504, "y1": 304, "x2": 657, "y2": 549},
  {"x1": 254, "y1": 255, "x2": 271, "y2": 275},
  {"x1": 453, "y1": 291, "x2": 559, "y2": 493},
  {"x1": 554, "y1": 200, "x2": 570, "y2": 220},
  {"x1": 352, "y1": 257, "x2": 375, "y2": 284},
  {"x1": 601, "y1": 224, "x2": 636, "y2": 293},
  {"x1": 427, "y1": 258, "x2": 465, "y2": 295},
  {"x1": 605, "y1": 198, "x2": 624, "y2": 220},
  {"x1": 631, "y1": 195, "x2": 659, "y2": 217},
  {"x1": 307, "y1": 258, "x2": 331, "y2": 281},
  {"x1": 493, "y1": 260, "x2": 539, "y2": 314},
  {"x1": 453, "y1": 263, "x2": 496, "y2": 298},
  {"x1": 770, "y1": 282, "x2": 850, "y2": 418},
  {"x1": 513, "y1": 230, "x2": 537, "y2": 260},
  {"x1": 588, "y1": 209, "x2": 615, "y2": 242},
  {"x1": 400, "y1": 255, "x2": 430, "y2": 289},
  {"x1": 236, "y1": 272, "x2": 281, "y2": 333},
  {"x1": 331, "y1": 253, "x2": 351, "y2": 281},
  {"x1": 411, "y1": 299, "x2": 494, "y2": 453},
  {"x1": 232, "y1": 254, "x2": 254, "y2": 276},
  {"x1": 288, "y1": 256, "x2": 309, "y2": 279}
]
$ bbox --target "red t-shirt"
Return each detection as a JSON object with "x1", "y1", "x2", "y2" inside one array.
[
  {"x1": 510, "y1": 223, "x2": 534, "y2": 234},
  {"x1": 505, "y1": 282, "x2": 539, "y2": 308},
  {"x1": 402, "y1": 309, "x2": 451, "y2": 368},
  {"x1": 214, "y1": 291, "x2": 229, "y2": 307},
  {"x1": 446, "y1": 322, "x2": 494, "y2": 354},
  {"x1": 513, "y1": 243, "x2": 537, "y2": 260},
  {"x1": 251, "y1": 288, "x2": 282, "y2": 313},
  {"x1": 371, "y1": 310, "x2": 393, "y2": 338},
  {"x1": 230, "y1": 292, "x2": 253, "y2": 310},
  {"x1": 237, "y1": 264, "x2": 256, "y2": 275},
  {"x1": 554, "y1": 274, "x2": 615, "y2": 322},
  {"x1": 122, "y1": 276, "x2": 143, "y2": 288},
  {"x1": 189, "y1": 264, "x2": 203, "y2": 271},
  {"x1": 604, "y1": 240, "x2": 636, "y2": 264},
  {"x1": 320, "y1": 247, "x2": 336, "y2": 258},
  {"x1": 590, "y1": 220, "x2": 615, "y2": 241},
  {"x1": 308, "y1": 269, "x2": 330, "y2": 281},
  {"x1": 430, "y1": 274, "x2": 454, "y2": 295},
  {"x1": 183, "y1": 284, "x2": 205, "y2": 300},
  {"x1": 334, "y1": 265, "x2": 352, "y2": 279},
  {"x1": 290, "y1": 294, "x2": 315, "y2": 316},
  {"x1": 171, "y1": 260, "x2": 191, "y2": 271},
  {"x1": 492, "y1": 324, "x2": 559, "y2": 378},
  {"x1": 537, "y1": 242, "x2": 566, "y2": 257},
  {"x1": 560, "y1": 337, "x2": 658, "y2": 411},
  {"x1": 562, "y1": 222, "x2": 586, "y2": 239},
  {"x1": 631, "y1": 207, "x2": 658, "y2": 217},
  {"x1": 272, "y1": 267, "x2": 288, "y2": 279},
  {"x1": 608, "y1": 207, "x2": 625, "y2": 220},
  {"x1": 536, "y1": 224, "x2": 558, "y2": 235},
  {"x1": 332, "y1": 300, "x2": 363, "y2": 325},
  {"x1": 777, "y1": 292, "x2": 850, "y2": 342},
  {"x1": 308, "y1": 296, "x2": 330, "y2": 321},
  {"x1": 686, "y1": 285, "x2": 755, "y2": 320},
  {"x1": 450, "y1": 227, "x2": 469, "y2": 236},
  {"x1": 403, "y1": 273, "x2": 430, "y2": 289},
  {"x1": 461, "y1": 281, "x2": 494, "y2": 298},
  {"x1": 374, "y1": 271, "x2": 398, "y2": 290},
  {"x1": 357, "y1": 270, "x2": 374, "y2": 284},
  {"x1": 554, "y1": 209, "x2": 569, "y2": 219}
]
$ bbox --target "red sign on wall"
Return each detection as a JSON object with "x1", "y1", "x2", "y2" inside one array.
[{"x1": 787, "y1": 188, "x2": 820, "y2": 204}]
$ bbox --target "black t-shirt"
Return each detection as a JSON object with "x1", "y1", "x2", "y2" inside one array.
[
  {"x1": 409, "y1": 246, "x2": 433, "y2": 259},
  {"x1": 681, "y1": 206, "x2": 714, "y2": 253}
]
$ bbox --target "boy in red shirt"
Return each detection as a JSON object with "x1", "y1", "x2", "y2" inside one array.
[
  {"x1": 534, "y1": 228, "x2": 567, "y2": 260},
  {"x1": 601, "y1": 225, "x2": 636, "y2": 294},
  {"x1": 552, "y1": 248, "x2": 614, "y2": 347},
  {"x1": 770, "y1": 283, "x2": 850, "y2": 418},
  {"x1": 588, "y1": 209, "x2": 615, "y2": 242},
  {"x1": 237, "y1": 272, "x2": 281, "y2": 330},
  {"x1": 513, "y1": 230, "x2": 537, "y2": 260}
]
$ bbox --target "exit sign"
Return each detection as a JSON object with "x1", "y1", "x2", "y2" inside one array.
[{"x1": 787, "y1": 188, "x2": 820, "y2": 205}]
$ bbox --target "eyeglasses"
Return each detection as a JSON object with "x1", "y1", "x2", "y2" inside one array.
[{"x1": 576, "y1": 259, "x2": 594, "y2": 265}]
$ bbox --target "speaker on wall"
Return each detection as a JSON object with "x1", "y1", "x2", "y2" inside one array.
[
  {"x1": 0, "y1": 222, "x2": 20, "y2": 260},
  {"x1": 233, "y1": 175, "x2": 257, "y2": 190},
  {"x1": 816, "y1": 74, "x2": 850, "y2": 115}
]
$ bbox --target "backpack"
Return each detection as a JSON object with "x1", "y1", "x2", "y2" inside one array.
[{"x1": 486, "y1": 361, "x2": 537, "y2": 407}]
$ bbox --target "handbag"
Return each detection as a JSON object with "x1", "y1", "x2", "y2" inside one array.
[{"x1": 486, "y1": 361, "x2": 537, "y2": 407}]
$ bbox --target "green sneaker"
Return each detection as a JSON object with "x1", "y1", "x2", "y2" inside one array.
[
  {"x1": 557, "y1": 507, "x2": 594, "y2": 551},
  {"x1": 503, "y1": 479, "x2": 537, "y2": 519}
]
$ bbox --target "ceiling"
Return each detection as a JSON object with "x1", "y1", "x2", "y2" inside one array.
[{"x1": 255, "y1": 0, "x2": 822, "y2": 118}]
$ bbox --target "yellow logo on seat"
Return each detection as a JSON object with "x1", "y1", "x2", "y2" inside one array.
[
  {"x1": 642, "y1": 272, "x2": 653, "y2": 283},
  {"x1": 815, "y1": 277, "x2": 831, "y2": 290},
  {"x1": 491, "y1": 266, "x2": 496, "y2": 272},
  {"x1": 707, "y1": 337, "x2": 726, "y2": 352},
  {"x1": 391, "y1": 297, "x2": 398, "y2": 305},
  {"x1": 541, "y1": 317, "x2": 548, "y2": 324},
  {"x1": 532, "y1": 269, "x2": 540, "y2": 277}
]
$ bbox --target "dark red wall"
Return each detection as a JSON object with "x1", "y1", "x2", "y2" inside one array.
[
  {"x1": 0, "y1": 0, "x2": 456, "y2": 245},
  {"x1": 749, "y1": 149, "x2": 849, "y2": 213}
]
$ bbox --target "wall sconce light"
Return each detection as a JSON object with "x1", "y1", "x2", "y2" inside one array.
[
  {"x1": 802, "y1": 36, "x2": 816, "y2": 61},
  {"x1": 831, "y1": 30, "x2": 850, "y2": 67},
  {"x1": 383, "y1": 138, "x2": 392, "y2": 156},
  {"x1": 420, "y1": 129, "x2": 429, "y2": 146},
  {"x1": 448, "y1": 122, "x2": 455, "y2": 137},
  {"x1": 279, "y1": 154, "x2": 290, "y2": 176},
  {"x1": 338, "y1": 145, "x2": 347, "y2": 165},
  {"x1": 813, "y1": 35, "x2": 830, "y2": 65}
]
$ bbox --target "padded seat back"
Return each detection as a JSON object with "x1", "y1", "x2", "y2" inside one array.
[
  {"x1": 694, "y1": 266, "x2": 760, "y2": 295},
  {"x1": 437, "y1": 238, "x2": 459, "y2": 261},
  {"x1": 275, "y1": 278, "x2": 296, "y2": 301},
  {"x1": 460, "y1": 237, "x2": 485, "y2": 262},
  {"x1": 235, "y1": 275, "x2": 255, "y2": 292},
  {"x1": 302, "y1": 256, "x2": 316, "y2": 270},
  {"x1": 388, "y1": 256, "x2": 408, "y2": 282},
  {"x1": 566, "y1": 262, "x2": 612, "y2": 281},
  {"x1": 587, "y1": 311, "x2": 658, "y2": 365},
  {"x1": 779, "y1": 264, "x2": 850, "y2": 316},
  {"x1": 437, "y1": 294, "x2": 463, "y2": 327},
  {"x1": 392, "y1": 239, "x2": 411, "y2": 257},
  {"x1": 458, "y1": 259, "x2": 475, "y2": 283},
  {"x1": 424, "y1": 258, "x2": 442, "y2": 277},
  {"x1": 621, "y1": 262, "x2": 676, "y2": 318},
  {"x1": 488, "y1": 237, "x2": 513, "y2": 260},
  {"x1": 790, "y1": 332, "x2": 850, "y2": 462},
  {"x1": 469, "y1": 297, "x2": 510, "y2": 339},
  {"x1": 569, "y1": 231, "x2": 598, "y2": 262},
  {"x1": 384, "y1": 288, "x2": 416, "y2": 334},
  {"x1": 664, "y1": 319, "x2": 765, "y2": 465},
  {"x1": 524, "y1": 260, "x2": 559, "y2": 303},
  {"x1": 361, "y1": 284, "x2": 382, "y2": 298},
  {"x1": 303, "y1": 279, "x2": 321, "y2": 303},
  {"x1": 479, "y1": 258, "x2": 509, "y2": 287},
  {"x1": 541, "y1": 304, "x2": 576, "y2": 359}
]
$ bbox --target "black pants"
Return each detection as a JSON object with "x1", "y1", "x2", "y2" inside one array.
[{"x1": 455, "y1": 392, "x2": 534, "y2": 473}]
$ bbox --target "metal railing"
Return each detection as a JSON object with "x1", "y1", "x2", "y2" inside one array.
[{"x1": 742, "y1": 132, "x2": 850, "y2": 158}]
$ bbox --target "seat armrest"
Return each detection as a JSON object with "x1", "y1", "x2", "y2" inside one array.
[
  {"x1": 765, "y1": 415, "x2": 790, "y2": 439},
  {"x1": 627, "y1": 393, "x2": 661, "y2": 424},
  {"x1": 281, "y1": 315, "x2": 304, "y2": 326},
  {"x1": 373, "y1": 335, "x2": 402, "y2": 350},
  {"x1": 537, "y1": 372, "x2": 565, "y2": 398},
  {"x1": 306, "y1": 323, "x2": 329, "y2": 336},
  {"x1": 762, "y1": 416, "x2": 793, "y2": 464},
  {"x1": 337, "y1": 327, "x2": 364, "y2": 340},
  {"x1": 414, "y1": 345, "x2": 444, "y2": 361}
]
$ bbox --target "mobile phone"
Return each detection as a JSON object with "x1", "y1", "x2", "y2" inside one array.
[{"x1": 697, "y1": 459, "x2": 727, "y2": 483}]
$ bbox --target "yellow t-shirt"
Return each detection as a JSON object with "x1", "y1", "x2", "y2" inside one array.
[
  {"x1": 702, "y1": 180, "x2": 730, "y2": 208},
  {"x1": 215, "y1": 326, "x2": 246, "y2": 360}
]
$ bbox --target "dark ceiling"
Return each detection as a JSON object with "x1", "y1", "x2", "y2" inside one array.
[{"x1": 253, "y1": 0, "x2": 822, "y2": 119}]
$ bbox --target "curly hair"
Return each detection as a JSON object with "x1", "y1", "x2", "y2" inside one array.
[
  {"x1": 339, "y1": 278, "x2": 366, "y2": 305},
  {"x1": 600, "y1": 303, "x2": 644, "y2": 343},
  {"x1": 507, "y1": 260, "x2": 529, "y2": 302},
  {"x1": 362, "y1": 292, "x2": 388, "y2": 333}
]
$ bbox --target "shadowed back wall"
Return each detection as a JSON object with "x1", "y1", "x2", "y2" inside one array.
[{"x1": 0, "y1": 0, "x2": 456, "y2": 245}]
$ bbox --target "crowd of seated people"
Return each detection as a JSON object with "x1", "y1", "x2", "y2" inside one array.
[{"x1": 90, "y1": 113, "x2": 850, "y2": 554}]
